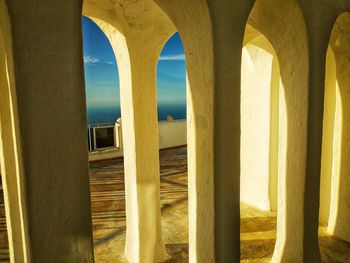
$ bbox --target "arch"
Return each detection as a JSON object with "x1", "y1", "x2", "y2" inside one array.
[
  {"x1": 148, "y1": 1, "x2": 215, "y2": 262},
  {"x1": 83, "y1": 1, "x2": 176, "y2": 261},
  {"x1": 246, "y1": 0, "x2": 309, "y2": 261},
  {"x1": 152, "y1": 0, "x2": 309, "y2": 261},
  {"x1": 82, "y1": 16, "x2": 121, "y2": 126},
  {"x1": 321, "y1": 11, "x2": 350, "y2": 243},
  {"x1": 0, "y1": 1, "x2": 30, "y2": 261}
]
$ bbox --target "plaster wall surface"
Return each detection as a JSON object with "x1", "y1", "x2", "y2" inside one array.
[
  {"x1": 320, "y1": 49, "x2": 337, "y2": 225},
  {"x1": 240, "y1": 45, "x2": 274, "y2": 211},
  {"x1": 326, "y1": 12, "x2": 350, "y2": 243},
  {"x1": 242, "y1": 30, "x2": 280, "y2": 213}
]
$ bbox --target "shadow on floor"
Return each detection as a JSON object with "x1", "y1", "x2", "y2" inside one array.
[
  {"x1": 2, "y1": 147, "x2": 350, "y2": 263},
  {"x1": 320, "y1": 235, "x2": 350, "y2": 263},
  {"x1": 164, "y1": 243, "x2": 189, "y2": 263},
  {"x1": 241, "y1": 216, "x2": 277, "y2": 233},
  {"x1": 241, "y1": 238, "x2": 276, "y2": 260}
]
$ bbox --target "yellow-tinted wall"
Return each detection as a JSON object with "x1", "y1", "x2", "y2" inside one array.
[
  {"x1": 240, "y1": 44, "x2": 278, "y2": 211},
  {"x1": 319, "y1": 48, "x2": 337, "y2": 225}
]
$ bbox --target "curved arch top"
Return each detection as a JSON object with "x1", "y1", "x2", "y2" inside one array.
[
  {"x1": 246, "y1": 0, "x2": 310, "y2": 261},
  {"x1": 83, "y1": 0, "x2": 176, "y2": 47}
]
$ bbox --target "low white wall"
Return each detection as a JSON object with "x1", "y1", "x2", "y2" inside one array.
[
  {"x1": 88, "y1": 147, "x2": 123, "y2": 161},
  {"x1": 88, "y1": 119, "x2": 187, "y2": 162},
  {"x1": 158, "y1": 120, "x2": 187, "y2": 149}
]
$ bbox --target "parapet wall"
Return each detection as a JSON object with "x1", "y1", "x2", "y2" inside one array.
[{"x1": 88, "y1": 119, "x2": 187, "y2": 162}]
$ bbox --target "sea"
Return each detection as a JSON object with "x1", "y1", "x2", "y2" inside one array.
[{"x1": 87, "y1": 104, "x2": 186, "y2": 125}]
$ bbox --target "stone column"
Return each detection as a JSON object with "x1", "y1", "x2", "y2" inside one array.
[
  {"x1": 301, "y1": 46, "x2": 325, "y2": 263},
  {"x1": 91, "y1": 19, "x2": 169, "y2": 263},
  {"x1": 299, "y1": 7, "x2": 337, "y2": 262},
  {"x1": 208, "y1": 1, "x2": 259, "y2": 261},
  {"x1": 119, "y1": 40, "x2": 168, "y2": 263},
  {"x1": 5, "y1": 0, "x2": 94, "y2": 262}
]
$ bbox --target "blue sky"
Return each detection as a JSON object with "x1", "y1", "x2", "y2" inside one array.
[{"x1": 82, "y1": 16, "x2": 186, "y2": 109}]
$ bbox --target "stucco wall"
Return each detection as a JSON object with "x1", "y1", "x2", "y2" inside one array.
[
  {"x1": 323, "y1": 12, "x2": 350, "y2": 243},
  {"x1": 240, "y1": 45, "x2": 274, "y2": 211}
]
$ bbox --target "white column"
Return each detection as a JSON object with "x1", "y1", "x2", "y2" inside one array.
[
  {"x1": 152, "y1": 2, "x2": 216, "y2": 261},
  {"x1": 93, "y1": 21, "x2": 168, "y2": 263},
  {"x1": 121, "y1": 43, "x2": 168, "y2": 263}
]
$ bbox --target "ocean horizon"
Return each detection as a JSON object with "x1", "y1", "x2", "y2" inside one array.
[{"x1": 87, "y1": 104, "x2": 186, "y2": 125}]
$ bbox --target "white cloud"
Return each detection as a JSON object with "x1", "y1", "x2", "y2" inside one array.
[
  {"x1": 84, "y1": 56, "x2": 100, "y2": 64},
  {"x1": 159, "y1": 54, "x2": 186, "y2": 61},
  {"x1": 84, "y1": 56, "x2": 116, "y2": 65}
]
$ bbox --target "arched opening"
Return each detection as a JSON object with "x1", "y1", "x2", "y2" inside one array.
[
  {"x1": 240, "y1": 25, "x2": 282, "y2": 261},
  {"x1": 82, "y1": 0, "x2": 183, "y2": 259},
  {"x1": 81, "y1": 16, "x2": 125, "y2": 262},
  {"x1": 156, "y1": 32, "x2": 188, "y2": 261},
  {"x1": 319, "y1": 12, "x2": 350, "y2": 261},
  {"x1": 149, "y1": 2, "x2": 216, "y2": 261}
]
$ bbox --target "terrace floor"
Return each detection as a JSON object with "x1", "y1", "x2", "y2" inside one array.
[
  {"x1": 1, "y1": 146, "x2": 350, "y2": 262},
  {"x1": 90, "y1": 146, "x2": 350, "y2": 263},
  {"x1": 90, "y1": 146, "x2": 188, "y2": 263}
]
